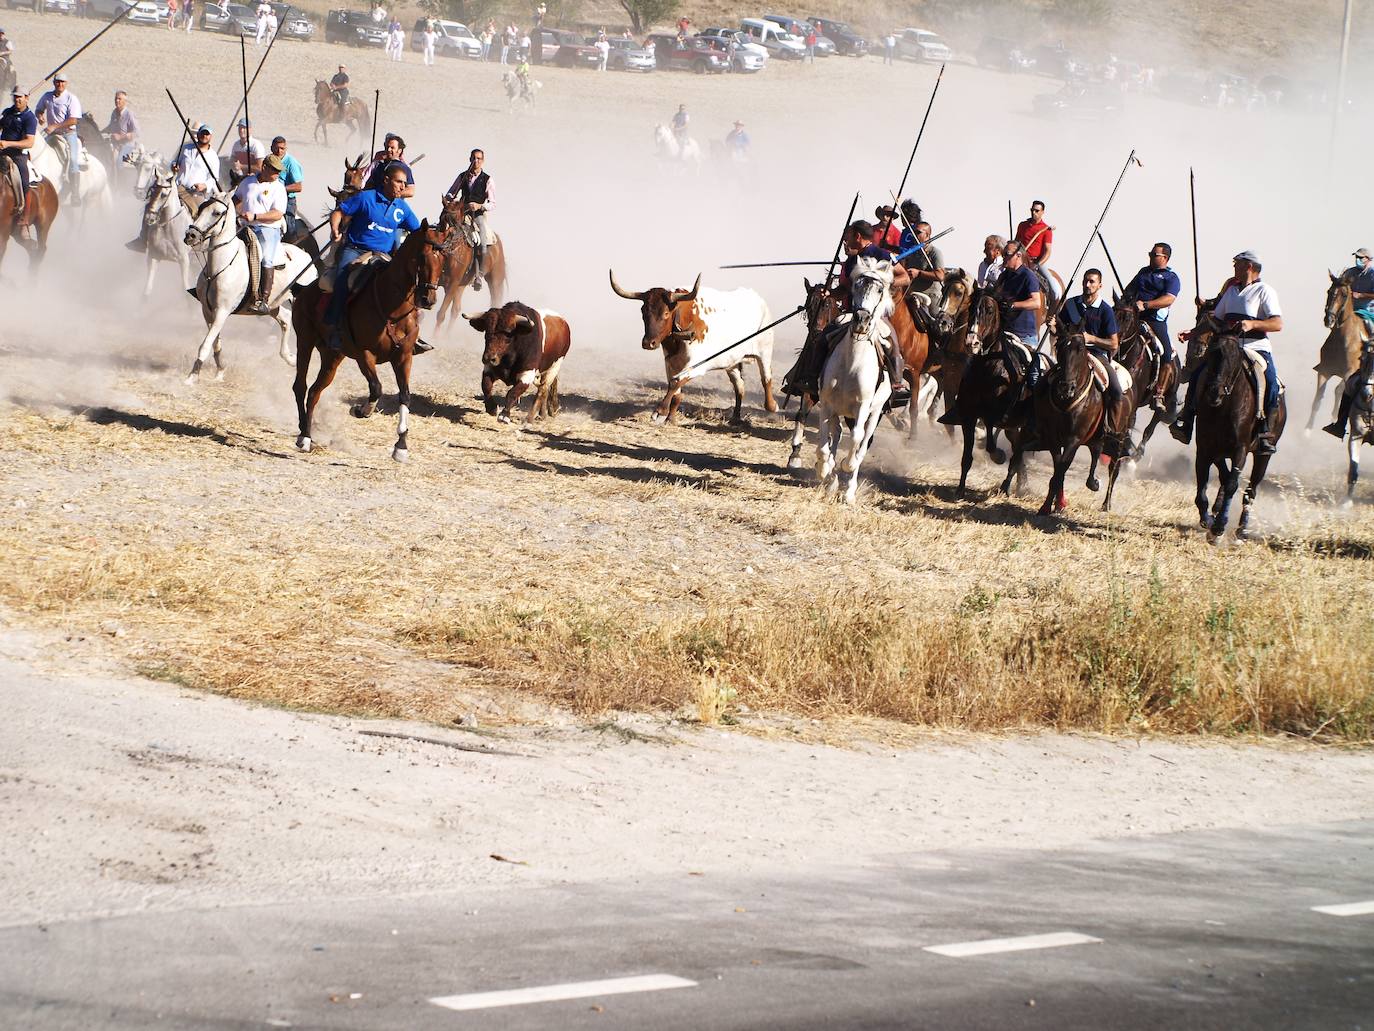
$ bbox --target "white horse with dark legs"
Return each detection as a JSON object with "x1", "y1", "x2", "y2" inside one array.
[
  {"x1": 654, "y1": 124, "x2": 702, "y2": 175},
  {"x1": 181, "y1": 195, "x2": 316, "y2": 384},
  {"x1": 131, "y1": 160, "x2": 192, "y2": 297},
  {"x1": 28, "y1": 131, "x2": 112, "y2": 216},
  {"x1": 815, "y1": 255, "x2": 895, "y2": 504}
]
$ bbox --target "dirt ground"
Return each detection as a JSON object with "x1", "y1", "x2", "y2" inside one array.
[{"x1": 1, "y1": 12, "x2": 1372, "y2": 743}]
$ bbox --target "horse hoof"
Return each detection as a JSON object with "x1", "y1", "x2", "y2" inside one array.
[
  {"x1": 295, "y1": 436, "x2": 312, "y2": 453},
  {"x1": 990, "y1": 448, "x2": 1007, "y2": 465},
  {"x1": 498, "y1": 413, "x2": 512, "y2": 424},
  {"x1": 1086, "y1": 477, "x2": 1101, "y2": 492},
  {"x1": 392, "y1": 447, "x2": 410, "y2": 463},
  {"x1": 350, "y1": 404, "x2": 372, "y2": 419},
  {"x1": 1037, "y1": 503, "x2": 1052, "y2": 516},
  {"x1": 183, "y1": 374, "x2": 198, "y2": 387},
  {"x1": 1206, "y1": 530, "x2": 1220, "y2": 545},
  {"x1": 651, "y1": 413, "x2": 667, "y2": 425},
  {"x1": 214, "y1": 370, "x2": 225, "y2": 383}
]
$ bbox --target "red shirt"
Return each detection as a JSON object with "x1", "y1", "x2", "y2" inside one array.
[
  {"x1": 1015, "y1": 218, "x2": 1053, "y2": 261},
  {"x1": 872, "y1": 221, "x2": 902, "y2": 251}
]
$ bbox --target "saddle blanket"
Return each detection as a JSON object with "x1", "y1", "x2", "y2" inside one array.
[
  {"x1": 1001, "y1": 333, "x2": 1053, "y2": 375},
  {"x1": 1086, "y1": 352, "x2": 1135, "y2": 396},
  {"x1": 1241, "y1": 344, "x2": 1284, "y2": 419},
  {"x1": 320, "y1": 250, "x2": 388, "y2": 294}
]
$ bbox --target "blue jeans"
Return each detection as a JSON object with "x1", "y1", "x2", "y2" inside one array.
[
  {"x1": 58, "y1": 129, "x2": 80, "y2": 178},
  {"x1": 1145, "y1": 319, "x2": 1173, "y2": 362},
  {"x1": 1019, "y1": 332, "x2": 1040, "y2": 386},
  {"x1": 326, "y1": 244, "x2": 367, "y2": 326},
  {"x1": 250, "y1": 224, "x2": 282, "y2": 266}
]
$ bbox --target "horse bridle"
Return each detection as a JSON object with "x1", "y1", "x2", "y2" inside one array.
[{"x1": 185, "y1": 196, "x2": 233, "y2": 250}]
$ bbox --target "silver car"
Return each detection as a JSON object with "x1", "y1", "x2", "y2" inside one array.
[{"x1": 604, "y1": 37, "x2": 655, "y2": 72}]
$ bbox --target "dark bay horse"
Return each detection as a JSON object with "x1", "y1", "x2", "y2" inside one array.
[
  {"x1": 313, "y1": 81, "x2": 371, "y2": 147},
  {"x1": 433, "y1": 196, "x2": 508, "y2": 334},
  {"x1": 926, "y1": 268, "x2": 974, "y2": 420},
  {"x1": 1192, "y1": 324, "x2": 1286, "y2": 541},
  {"x1": 1309, "y1": 271, "x2": 1366, "y2": 430},
  {"x1": 291, "y1": 220, "x2": 453, "y2": 462},
  {"x1": 0, "y1": 157, "x2": 58, "y2": 272},
  {"x1": 786, "y1": 276, "x2": 844, "y2": 469},
  {"x1": 1112, "y1": 304, "x2": 1180, "y2": 461}
]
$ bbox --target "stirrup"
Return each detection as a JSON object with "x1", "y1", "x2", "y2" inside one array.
[
  {"x1": 1322, "y1": 421, "x2": 1346, "y2": 440},
  {"x1": 414, "y1": 338, "x2": 434, "y2": 354}
]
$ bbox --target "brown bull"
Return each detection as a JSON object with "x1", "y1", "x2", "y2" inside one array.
[{"x1": 463, "y1": 301, "x2": 571, "y2": 423}]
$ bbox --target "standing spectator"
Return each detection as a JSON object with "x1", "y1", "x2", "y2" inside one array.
[
  {"x1": 804, "y1": 26, "x2": 816, "y2": 63},
  {"x1": 422, "y1": 18, "x2": 437, "y2": 66},
  {"x1": 254, "y1": 0, "x2": 272, "y2": 46},
  {"x1": 388, "y1": 17, "x2": 404, "y2": 61},
  {"x1": 883, "y1": 32, "x2": 896, "y2": 65},
  {"x1": 165, "y1": 0, "x2": 178, "y2": 30},
  {"x1": 183, "y1": 0, "x2": 194, "y2": 31},
  {"x1": 530, "y1": 2, "x2": 544, "y2": 64},
  {"x1": 482, "y1": 20, "x2": 495, "y2": 60},
  {"x1": 676, "y1": 15, "x2": 689, "y2": 34},
  {"x1": 519, "y1": 29, "x2": 531, "y2": 61},
  {"x1": 501, "y1": 23, "x2": 515, "y2": 64},
  {"x1": 595, "y1": 35, "x2": 609, "y2": 71},
  {"x1": 266, "y1": 2, "x2": 278, "y2": 41}
]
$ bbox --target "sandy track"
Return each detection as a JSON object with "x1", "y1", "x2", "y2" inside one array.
[{"x1": 6, "y1": 623, "x2": 1374, "y2": 928}]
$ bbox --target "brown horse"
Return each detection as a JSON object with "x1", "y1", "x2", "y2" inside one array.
[
  {"x1": 888, "y1": 275, "x2": 932, "y2": 440},
  {"x1": 1112, "y1": 303, "x2": 1180, "y2": 461},
  {"x1": 1309, "y1": 271, "x2": 1366, "y2": 430},
  {"x1": 433, "y1": 196, "x2": 507, "y2": 334},
  {"x1": 312, "y1": 81, "x2": 371, "y2": 147},
  {"x1": 1004, "y1": 330, "x2": 1111, "y2": 515},
  {"x1": 1191, "y1": 323, "x2": 1286, "y2": 541},
  {"x1": 291, "y1": 220, "x2": 452, "y2": 462},
  {"x1": 0, "y1": 157, "x2": 58, "y2": 272},
  {"x1": 926, "y1": 267, "x2": 975, "y2": 423},
  {"x1": 944, "y1": 293, "x2": 1030, "y2": 494}
]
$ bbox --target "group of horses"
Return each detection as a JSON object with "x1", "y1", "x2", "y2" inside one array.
[{"x1": 779, "y1": 254, "x2": 1290, "y2": 542}]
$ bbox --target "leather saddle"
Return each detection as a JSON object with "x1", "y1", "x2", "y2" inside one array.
[
  {"x1": 0, "y1": 154, "x2": 24, "y2": 211},
  {"x1": 1086, "y1": 352, "x2": 1135, "y2": 395},
  {"x1": 320, "y1": 250, "x2": 389, "y2": 295}
]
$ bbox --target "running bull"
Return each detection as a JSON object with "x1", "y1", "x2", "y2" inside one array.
[{"x1": 462, "y1": 302, "x2": 571, "y2": 423}]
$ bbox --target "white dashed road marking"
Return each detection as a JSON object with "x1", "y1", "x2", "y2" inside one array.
[
  {"x1": 429, "y1": 974, "x2": 697, "y2": 1012},
  {"x1": 923, "y1": 932, "x2": 1103, "y2": 958},
  {"x1": 1311, "y1": 901, "x2": 1374, "y2": 917}
]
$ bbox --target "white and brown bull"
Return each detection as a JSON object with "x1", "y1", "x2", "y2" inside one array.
[
  {"x1": 609, "y1": 270, "x2": 777, "y2": 424},
  {"x1": 462, "y1": 302, "x2": 571, "y2": 423}
]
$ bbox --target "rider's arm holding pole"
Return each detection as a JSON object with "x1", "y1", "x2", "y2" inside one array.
[{"x1": 329, "y1": 206, "x2": 348, "y2": 243}]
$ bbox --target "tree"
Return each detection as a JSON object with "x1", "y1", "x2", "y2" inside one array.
[{"x1": 618, "y1": 0, "x2": 677, "y2": 35}]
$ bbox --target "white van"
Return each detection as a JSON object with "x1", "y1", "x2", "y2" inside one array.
[{"x1": 739, "y1": 18, "x2": 806, "y2": 60}]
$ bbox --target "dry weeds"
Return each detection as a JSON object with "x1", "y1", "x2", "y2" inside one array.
[{"x1": 3, "y1": 355, "x2": 1372, "y2": 743}]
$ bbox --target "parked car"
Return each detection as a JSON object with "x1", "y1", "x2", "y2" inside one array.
[
  {"x1": 127, "y1": 0, "x2": 168, "y2": 25},
  {"x1": 806, "y1": 16, "x2": 866, "y2": 55},
  {"x1": 213, "y1": 2, "x2": 257, "y2": 34},
  {"x1": 646, "y1": 34, "x2": 730, "y2": 74},
  {"x1": 602, "y1": 36, "x2": 655, "y2": 72},
  {"x1": 325, "y1": 9, "x2": 386, "y2": 47},
  {"x1": 697, "y1": 26, "x2": 769, "y2": 67},
  {"x1": 534, "y1": 28, "x2": 598, "y2": 68},
  {"x1": 739, "y1": 18, "x2": 805, "y2": 60},
  {"x1": 86, "y1": 0, "x2": 154, "y2": 19},
  {"x1": 5, "y1": 0, "x2": 76, "y2": 14},
  {"x1": 761, "y1": 15, "x2": 834, "y2": 55},
  {"x1": 896, "y1": 28, "x2": 951, "y2": 63},
  {"x1": 272, "y1": 4, "x2": 314, "y2": 40},
  {"x1": 976, "y1": 35, "x2": 1033, "y2": 72},
  {"x1": 1030, "y1": 42, "x2": 1080, "y2": 79},
  {"x1": 697, "y1": 35, "x2": 765, "y2": 73},
  {"x1": 1032, "y1": 83, "x2": 1124, "y2": 120},
  {"x1": 411, "y1": 19, "x2": 481, "y2": 58}
]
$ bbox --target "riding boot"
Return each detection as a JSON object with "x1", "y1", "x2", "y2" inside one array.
[
  {"x1": 17, "y1": 189, "x2": 35, "y2": 241},
  {"x1": 1323, "y1": 389, "x2": 1355, "y2": 439},
  {"x1": 1169, "y1": 388, "x2": 1196, "y2": 445},
  {"x1": 885, "y1": 343, "x2": 910, "y2": 410},
  {"x1": 1255, "y1": 403, "x2": 1279, "y2": 456},
  {"x1": 125, "y1": 225, "x2": 148, "y2": 252},
  {"x1": 472, "y1": 244, "x2": 486, "y2": 291},
  {"x1": 249, "y1": 265, "x2": 273, "y2": 315}
]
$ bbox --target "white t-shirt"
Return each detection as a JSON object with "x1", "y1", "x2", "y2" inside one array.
[
  {"x1": 976, "y1": 256, "x2": 1003, "y2": 289},
  {"x1": 230, "y1": 136, "x2": 266, "y2": 170},
  {"x1": 233, "y1": 173, "x2": 287, "y2": 218},
  {"x1": 1214, "y1": 279, "x2": 1282, "y2": 351}
]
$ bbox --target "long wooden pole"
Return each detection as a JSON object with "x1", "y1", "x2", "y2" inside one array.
[
  {"x1": 29, "y1": 2, "x2": 134, "y2": 94},
  {"x1": 1190, "y1": 167, "x2": 1201, "y2": 305},
  {"x1": 878, "y1": 63, "x2": 944, "y2": 241}
]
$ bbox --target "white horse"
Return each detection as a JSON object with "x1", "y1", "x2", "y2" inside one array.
[
  {"x1": 181, "y1": 195, "x2": 317, "y2": 384},
  {"x1": 28, "y1": 131, "x2": 113, "y2": 216},
  {"x1": 815, "y1": 255, "x2": 895, "y2": 504},
  {"x1": 126, "y1": 148, "x2": 192, "y2": 297},
  {"x1": 654, "y1": 124, "x2": 702, "y2": 175}
]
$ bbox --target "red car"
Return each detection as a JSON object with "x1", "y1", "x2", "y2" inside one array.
[
  {"x1": 538, "y1": 28, "x2": 600, "y2": 68},
  {"x1": 646, "y1": 34, "x2": 731, "y2": 74}
]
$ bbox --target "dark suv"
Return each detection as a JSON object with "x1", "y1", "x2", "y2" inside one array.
[
  {"x1": 325, "y1": 9, "x2": 386, "y2": 47},
  {"x1": 807, "y1": 16, "x2": 866, "y2": 55}
]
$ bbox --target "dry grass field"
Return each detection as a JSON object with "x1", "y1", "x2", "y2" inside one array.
[{"x1": 1, "y1": 11, "x2": 1371, "y2": 746}]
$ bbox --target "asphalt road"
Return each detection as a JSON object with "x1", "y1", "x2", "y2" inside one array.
[{"x1": 3, "y1": 821, "x2": 1371, "y2": 1030}]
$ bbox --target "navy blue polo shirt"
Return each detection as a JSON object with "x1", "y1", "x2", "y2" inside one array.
[
  {"x1": 999, "y1": 264, "x2": 1040, "y2": 339},
  {"x1": 841, "y1": 244, "x2": 891, "y2": 285},
  {"x1": 0, "y1": 105, "x2": 37, "y2": 144},
  {"x1": 1062, "y1": 295, "x2": 1118, "y2": 340},
  {"x1": 1129, "y1": 265, "x2": 1182, "y2": 338}
]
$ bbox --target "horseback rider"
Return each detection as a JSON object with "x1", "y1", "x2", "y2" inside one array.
[
  {"x1": 997, "y1": 239, "x2": 1043, "y2": 386},
  {"x1": 227, "y1": 118, "x2": 265, "y2": 188},
  {"x1": 0, "y1": 86, "x2": 38, "y2": 241},
  {"x1": 1170, "y1": 250, "x2": 1283, "y2": 454},
  {"x1": 102, "y1": 90, "x2": 139, "y2": 158},
  {"x1": 904, "y1": 221, "x2": 945, "y2": 318},
  {"x1": 1124, "y1": 241, "x2": 1181, "y2": 363},
  {"x1": 1322, "y1": 247, "x2": 1374, "y2": 439},
  {"x1": 34, "y1": 74, "x2": 82, "y2": 204},
  {"x1": 232, "y1": 153, "x2": 287, "y2": 315},
  {"x1": 443, "y1": 147, "x2": 493, "y2": 291},
  {"x1": 872, "y1": 205, "x2": 902, "y2": 252},
  {"x1": 329, "y1": 65, "x2": 350, "y2": 109},
  {"x1": 362, "y1": 133, "x2": 414, "y2": 197},
  {"x1": 975, "y1": 234, "x2": 1006, "y2": 289},
  {"x1": 172, "y1": 123, "x2": 220, "y2": 209},
  {"x1": 269, "y1": 135, "x2": 304, "y2": 237},
  {"x1": 894, "y1": 199, "x2": 922, "y2": 257},
  {"x1": 1014, "y1": 200, "x2": 1053, "y2": 268},
  {"x1": 324, "y1": 163, "x2": 421, "y2": 349},
  {"x1": 1054, "y1": 268, "x2": 1122, "y2": 403},
  {"x1": 840, "y1": 219, "x2": 911, "y2": 399},
  {"x1": 670, "y1": 103, "x2": 688, "y2": 143}
]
